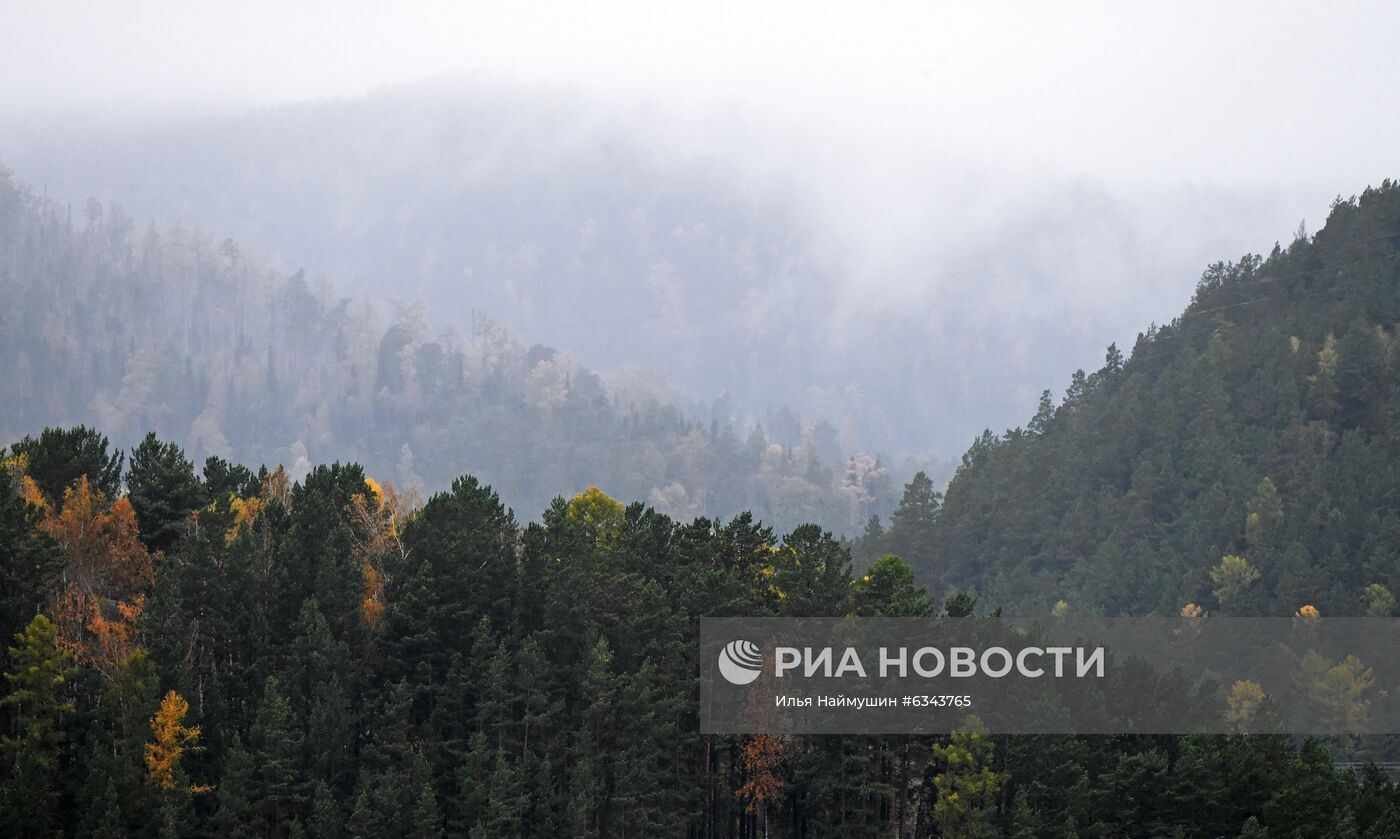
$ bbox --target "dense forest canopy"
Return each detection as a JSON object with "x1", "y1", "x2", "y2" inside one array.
[
  {"x1": 3, "y1": 426, "x2": 1398, "y2": 837},
  {"x1": 4, "y1": 182, "x2": 1400, "y2": 837},
  {"x1": 860, "y1": 181, "x2": 1400, "y2": 619},
  {"x1": 0, "y1": 164, "x2": 905, "y2": 536}
]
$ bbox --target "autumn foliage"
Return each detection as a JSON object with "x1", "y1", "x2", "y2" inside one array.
[
  {"x1": 349, "y1": 475, "x2": 418, "y2": 632},
  {"x1": 35, "y1": 476, "x2": 154, "y2": 679},
  {"x1": 145, "y1": 690, "x2": 211, "y2": 794}
]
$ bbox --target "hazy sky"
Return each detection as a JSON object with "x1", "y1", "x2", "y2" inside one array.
[
  {"x1": 7, "y1": 1, "x2": 1397, "y2": 280},
  {"x1": 6, "y1": 1, "x2": 1397, "y2": 186}
]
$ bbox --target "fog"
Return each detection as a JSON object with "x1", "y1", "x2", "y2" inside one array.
[{"x1": 3, "y1": 1, "x2": 1398, "y2": 463}]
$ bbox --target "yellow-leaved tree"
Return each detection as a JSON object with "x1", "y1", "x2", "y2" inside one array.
[
  {"x1": 145, "y1": 690, "x2": 212, "y2": 794},
  {"x1": 931, "y1": 716, "x2": 1003, "y2": 839},
  {"x1": 348, "y1": 476, "x2": 420, "y2": 633},
  {"x1": 565, "y1": 486, "x2": 625, "y2": 546}
]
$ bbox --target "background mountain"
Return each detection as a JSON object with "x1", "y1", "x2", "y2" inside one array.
[
  {"x1": 0, "y1": 82, "x2": 1309, "y2": 461},
  {"x1": 868, "y1": 181, "x2": 1400, "y2": 617},
  {"x1": 0, "y1": 165, "x2": 898, "y2": 533}
]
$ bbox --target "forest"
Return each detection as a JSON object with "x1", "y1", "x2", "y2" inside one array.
[
  {"x1": 6, "y1": 133, "x2": 1400, "y2": 839},
  {"x1": 859, "y1": 181, "x2": 1400, "y2": 620},
  {"x1": 3, "y1": 425, "x2": 1399, "y2": 837},
  {"x1": 1, "y1": 182, "x2": 1400, "y2": 836},
  {"x1": 0, "y1": 163, "x2": 905, "y2": 537},
  {"x1": 7, "y1": 3, "x2": 1400, "y2": 835}
]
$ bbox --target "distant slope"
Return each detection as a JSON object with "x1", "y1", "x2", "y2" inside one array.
[
  {"x1": 0, "y1": 166, "x2": 894, "y2": 532},
  {"x1": 2, "y1": 84, "x2": 1292, "y2": 460},
  {"x1": 918, "y1": 181, "x2": 1400, "y2": 616}
]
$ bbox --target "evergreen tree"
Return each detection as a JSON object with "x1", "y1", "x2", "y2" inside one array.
[
  {"x1": 0, "y1": 613, "x2": 74, "y2": 835},
  {"x1": 9, "y1": 425, "x2": 124, "y2": 502},
  {"x1": 887, "y1": 471, "x2": 941, "y2": 576},
  {"x1": 126, "y1": 432, "x2": 203, "y2": 553},
  {"x1": 251, "y1": 677, "x2": 305, "y2": 830}
]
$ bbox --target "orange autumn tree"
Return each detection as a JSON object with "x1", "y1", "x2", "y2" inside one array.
[
  {"x1": 736, "y1": 651, "x2": 787, "y2": 821},
  {"x1": 37, "y1": 476, "x2": 155, "y2": 680},
  {"x1": 738, "y1": 733, "x2": 786, "y2": 813},
  {"x1": 145, "y1": 690, "x2": 212, "y2": 794}
]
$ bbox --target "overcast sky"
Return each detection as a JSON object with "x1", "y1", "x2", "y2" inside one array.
[
  {"x1": 6, "y1": 1, "x2": 1397, "y2": 186},
  {"x1": 7, "y1": 2, "x2": 1396, "y2": 303}
]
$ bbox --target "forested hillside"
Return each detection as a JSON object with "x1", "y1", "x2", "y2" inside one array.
[
  {"x1": 875, "y1": 181, "x2": 1400, "y2": 617},
  {"x1": 0, "y1": 165, "x2": 896, "y2": 534},
  {"x1": 2, "y1": 86, "x2": 1272, "y2": 459},
  {"x1": 4, "y1": 427, "x2": 1398, "y2": 837}
]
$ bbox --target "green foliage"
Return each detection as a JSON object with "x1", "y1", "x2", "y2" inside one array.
[
  {"x1": 1212, "y1": 554, "x2": 1262, "y2": 607},
  {"x1": 898, "y1": 183, "x2": 1400, "y2": 616},
  {"x1": 0, "y1": 466, "x2": 63, "y2": 645},
  {"x1": 886, "y1": 470, "x2": 941, "y2": 571},
  {"x1": 1363, "y1": 582, "x2": 1397, "y2": 617},
  {"x1": 0, "y1": 429, "x2": 1395, "y2": 836},
  {"x1": 853, "y1": 554, "x2": 933, "y2": 616},
  {"x1": 8, "y1": 425, "x2": 124, "y2": 502},
  {"x1": 0, "y1": 614, "x2": 75, "y2": 833},
  {"x1": 126, "y1": 432, "x2": 203, "y2": 552}
]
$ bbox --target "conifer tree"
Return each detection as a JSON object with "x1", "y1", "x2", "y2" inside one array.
[
  {"x1": 0, "y1": 614, "x2": 74, "y2": 833},
  {"x1": 126, "y1": 433, "x2": 202, "y2": 553}
]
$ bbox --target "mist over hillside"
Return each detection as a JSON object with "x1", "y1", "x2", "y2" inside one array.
[
  {"x1": 0, "y1": 82, "x2": 1322, "y2": 461},
  {"x1": 0, "y1": 165, "x2": 904, "y2": 533}
]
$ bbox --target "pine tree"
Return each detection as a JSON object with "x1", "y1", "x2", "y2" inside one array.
[
  {"x1": 888, "y1": 471, "x2": 941, "y2": 576},
  {"x1": 126, "y1": 433, "x2": 202, "y2": 553},
  {"x1": 210, "y1": 738, "x2": 257, "y2": 838},
  {"x1": 90, "y1": 777, "x2": 125, "y2": 838},
  {"x1": 251, "y1": 676, "x2": 305, "y2": 829},
  {"x1": 309, "y1": 779, "x2": 342, "y2": 839},
  {"x1": 9, "y1": 425, "x2": 124, "y2": 502},
  {"x1": 0, "y1": 613, "x2": 75, "y2": 834},
  {"x1": 411, "y1": 779, "x2": 442, "y2": 838},
  {"x1": 1009, "y1": 787, "x2": 1044, "y2": 839},
  {"x1": 930, "y1": 717, "x2": 1002, "y2": 839},
  {"x1": 0, "y1": 465, "x2": 63, "y2": 648}
]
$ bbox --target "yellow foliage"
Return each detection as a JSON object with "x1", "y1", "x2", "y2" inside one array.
[
  {"x1": 1180, "y1": 603, "x2": 1205, "y2": 619},
  {"x1": 565, "y1": 486, "x2": 625, "y2": 543},
  {"x1": 348, "y1": 477, "x2": 419, "y2": 637},
  {"x1": 20, "y1": 474, "x2": 47, "y2": 511},
  {"x1": 226, "y1": 495, "x2": 263, "y2": 544},
  {"x1": 1296, "y1": 604, "x2": 1320, "y2": 619},
  {"x1": 1225, "y1": 680, "x2": 1266, "y2": 726},
  {"x1": 145, "y1": 690, "x2": 211, "y2": 794},
  {"x1": 1052, "y1": 599, "x2": 1070, "y2": 618},
  {"x1": 361, "y1": 563, "x2": 385, "y2": 632}
]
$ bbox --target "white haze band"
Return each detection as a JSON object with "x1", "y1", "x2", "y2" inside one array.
[{"x1": 774, "y1": 645, "x2": 1106, "y2": 680}]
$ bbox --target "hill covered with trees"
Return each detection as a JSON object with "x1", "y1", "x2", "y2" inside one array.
[
  {"x1": 863, "y1": 181, "x2": 1400, "y2": 618},
  {"x1": 0, "y1": 164, "x2": 899, "y2": 535},
  {"x1": 4, "y1": 426, "x2": 1398, "y2": 837}
]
